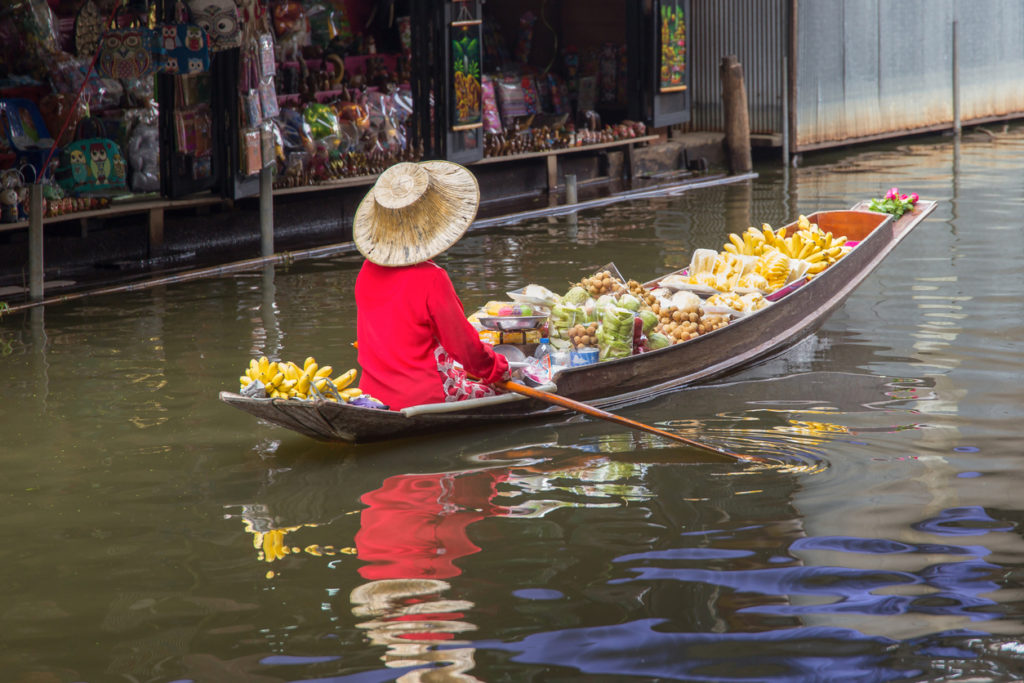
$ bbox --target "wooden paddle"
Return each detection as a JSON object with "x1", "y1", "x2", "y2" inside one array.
[{"x1": 495, "y1": 380, "x2": 773, "y2": 465}]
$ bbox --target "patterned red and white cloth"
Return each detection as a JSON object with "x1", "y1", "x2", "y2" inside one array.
[
  {"x1": 435, "y1": 346, "x2": 499, "y2": 402},
  {"x1": 356, "y1": 260, "x2": 509, "y2": 410}
]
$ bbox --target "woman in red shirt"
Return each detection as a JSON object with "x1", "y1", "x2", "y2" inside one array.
[{"x1": 353, "y1": 161, "x2": 509, "y2": 410}]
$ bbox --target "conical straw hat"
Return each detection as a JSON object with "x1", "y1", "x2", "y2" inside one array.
[{"x1": 353, "y1": 160, "x2": 480, "y2": 267}]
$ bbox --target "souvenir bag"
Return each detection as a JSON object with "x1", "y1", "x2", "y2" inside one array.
[
  {"x1": 56, "y1": 118, "x2": 128, "y2": 197},
  {"x1": 187, "y1": 0, "x2": 242, "y2": 52},
  {"x1": 155, "y1": 3, "x2": 211, "y2": 75},
  {"x1": 74, "y1": 0, "x2": 103, "y2": 58},
  {"x1": 96, "y1": 7, "x2": 156, "y2": 80}
]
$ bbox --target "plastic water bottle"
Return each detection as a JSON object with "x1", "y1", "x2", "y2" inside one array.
[{"x1": 534, "y1": 337, "x2": 553, "y2": 364}]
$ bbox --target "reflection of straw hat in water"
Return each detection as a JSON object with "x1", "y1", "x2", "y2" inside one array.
[
  {"x1": 351, "y1": 578, "x2": 458, "y2": 617},
  {"x1": 354, "y1": 161, "x2": 480, "y2": 267}
]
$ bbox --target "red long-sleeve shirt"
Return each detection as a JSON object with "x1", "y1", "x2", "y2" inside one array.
[{"x1": 355, "y1": 260, "x2": 509, "y2": 410}]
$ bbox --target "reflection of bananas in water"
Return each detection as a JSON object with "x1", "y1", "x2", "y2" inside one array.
[
  {"x1": 247, "y1": 522, "x2": 351, "y2": 564},
  {"x1": 239, "y1": 355, "x2": 360, "y2": 402},
  {"x1": 778, "y1": 420, "x2": 850, "y2": 437}
]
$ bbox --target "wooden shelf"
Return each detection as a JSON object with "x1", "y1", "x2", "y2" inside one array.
[
  {"x1": 473, "y1": 134, "x2": 660, "y2": 165},
  {"x1": 272, "y1": 174, "x2": 378, "y2": 196},
  {"x1": 0, "y1": 194, "x2": 224, "y2": 233}
]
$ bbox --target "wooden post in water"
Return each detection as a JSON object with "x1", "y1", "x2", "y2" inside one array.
[
  {"x1": 259, "y1": 166, "x2": 274, "y2": 257},
  {"x1": 952, "y1": 20, "x2": 961, "y2": 136},
  {"x1": 565, "y1": 173, "x2": 578, "y2": 204},
  {"x1": 28, "y1": 183, "x2": 44, "y2": 300},
  {"x1": 720, "y1": 55, "x2": 752, "y2": 174}
]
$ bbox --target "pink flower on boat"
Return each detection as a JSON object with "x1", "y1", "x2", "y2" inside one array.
[
  {"x1": 909, "y1": 192, "x2": 919, "y2": 203},
  {"x1": 885, "y1": 187, "x2": 899, "y2": 200},
  {"x1": 900, "y1": 194, "x2": 908, "y2": 201}
]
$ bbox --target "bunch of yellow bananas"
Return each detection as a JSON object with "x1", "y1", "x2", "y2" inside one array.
[
  {"x1": 240, "y1": 356, "x2": 361, "y2": 401},
  {"x1": 722, "y1": 216, "x2": 852, "y2": 278}
]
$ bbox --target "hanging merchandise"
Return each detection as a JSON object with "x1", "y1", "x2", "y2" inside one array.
[
  {"x1": 187, "y1": 0, "x2": 242, "y2": 52},
  {"x1": 481, "y1": 75, "x2": 501, "y2": 134},
  {"x1": 55, "y1": 118, "x2": 128, "y2": 197},
  {"x1": 256, "y1": 34, "x2": 279, "y2": 118},
  {"x1": 271, "y1": 1, "x2": 310, "y2": 60},
  {"x1": 155, "y1": 21, "x2": 211, "y2": 75},
  {"x1": 74, "y1": 0, "x2": 103, "y2": 59},
  {"x1": 123, "y1": 108, "x2": 161, "y2": 192},
  {"x1": 513, "y1": 11, "x2": 537, "y2": 64},
  {"x1": 239, "y1": 127, "x2": 262, "y2": 176},
  {"x1": 96, "y1": 6, "x2": 157, "y2": 80},
  {"x1": 38, "y1": 93, "x2": 88, "y2": 148},
  {"x1": 239, "y1": 48, "x2": 263, "y2": 129}
]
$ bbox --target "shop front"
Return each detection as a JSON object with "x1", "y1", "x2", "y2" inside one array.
[{"x1": 1, "y1": 0, "x2": 691, "y2": 284}]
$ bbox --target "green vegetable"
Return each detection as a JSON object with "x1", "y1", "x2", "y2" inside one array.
[
  {"x1": 597, "y1": 305, "x2": 635, "y2": 361},
  {"x1": 639, "y1": 309, "x2": 658, "y2": 334},
  {"x1": 550, "y1": 303, "x2": 581, "y2": 340},
  {"x1": 618, "y1": 293, "x2": 641, "y2": 312},
  {"x1": 562, "y1": 286, "x2": 590, "y2": 305},
  {"x1": 648, "y1": 332, "x2": 671, "y2": 350}
]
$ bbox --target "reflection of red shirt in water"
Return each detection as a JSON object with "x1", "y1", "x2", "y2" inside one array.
[{"x1": 355, "y1": 471, "x2": 508, "y2": 580}]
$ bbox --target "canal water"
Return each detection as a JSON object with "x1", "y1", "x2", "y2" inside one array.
[{"x1": 2, "y1": 126, "x2": 1023, "y2": 682}]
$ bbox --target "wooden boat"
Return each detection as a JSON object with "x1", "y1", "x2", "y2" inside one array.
[{"x1": 220, "y1": 200, "x2": 937, "y2": 443}]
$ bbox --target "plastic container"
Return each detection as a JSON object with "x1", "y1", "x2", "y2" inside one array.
[
  {"x1": 570, "y1": 347, "x2": 599, "y2": 366},
  {"x1": 534, "y1": 337, "x2": 553, "y2": 362}
]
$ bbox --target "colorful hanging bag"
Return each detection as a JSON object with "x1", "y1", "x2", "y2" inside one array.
[
  {"x1": 56, "y1": 118, "x2": 129, "y2": 197},
  {"x1": 96, "y1": 7, "x2": 157, "y2": 81},
  {"x1": 155, "y1": 4, "x2": 211, "y2": 76}
]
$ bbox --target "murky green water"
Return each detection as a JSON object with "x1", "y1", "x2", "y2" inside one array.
[{"x1": 3, "y1": 127, "x2": 1024, "y2": 682}]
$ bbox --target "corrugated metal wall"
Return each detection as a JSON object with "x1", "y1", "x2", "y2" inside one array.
[
  {"x1": 795, "y1": 0, "x2": 1024, "y2": 150},
  {"x1": 689, "y1": 0, "x2": 787, "y2": 134},
  {"x1": 688, "y1": 0, "x2": 1024, "y2": 150}
]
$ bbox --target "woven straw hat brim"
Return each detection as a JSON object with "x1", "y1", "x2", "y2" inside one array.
[{"x1": 353, "y1": 161, "x2": 480, "y2": 267}]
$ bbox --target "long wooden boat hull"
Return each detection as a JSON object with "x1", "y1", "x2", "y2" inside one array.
[{"x1": 220, "y1": 201, "x2": 936, "y2": 443}]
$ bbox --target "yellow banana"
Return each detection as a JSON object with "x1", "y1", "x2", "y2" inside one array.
[
  {"x1": 269, "y1": 372, "x2": 284, "y2": 387},
  {"x1": 806, "y1": 261, "x2": 829, "y2": 274},
  {"x1": 267, "y1": 361, "x2": 279, "y2": 378},
  {"x1": 240, "y1": 376, "x2": 252, "y2": 386},
  {"x1": 333, "y1": 369, "x2": 357, "y2": 391},
  {"x1": 296, "y1": 374, "x2": 311, "y2": 394},
  {"x1": 314, "y1": 365, "x2": 333, "y2": 379},
  {"x1": 249, "y1": 358, "x2": 259, "y2": 375},
  {"x1": 303, "y1": 356, "x2": 317, "y2": 372},
  {"x1": 279, "y1": 378, "x2": 297, "y2": 391},
  {"x1": 245, "y1": 367, "x2": 255, "y2": 380},
  {"x1": 341, "y1": 388, "x2": 363, "y2": 400},
  {"x1": 804, "y1": 251, "x2": 827, "y2": 263},
  {"x1": 728, "y1": 233, "x2": 745, "y2": 252},
  {"x1": 723, "y1": 243, "x2": 739, "y2": 255},
  {"x1": 258, "y1": 356, "x2": 269, "y2": 375}
]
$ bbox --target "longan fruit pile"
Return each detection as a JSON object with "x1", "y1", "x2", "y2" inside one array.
[
  {"x1": 578, "y1": 270, "x2": 625, "y2": 297},
  {"x1": 567, "y1": 322, "x2": 600, "y2": 348},
  {"x1": 627, "y1": 279, "x2": 657, "y2": 308},
  {"x1": 698, "y1": 313, "x2": 730, "y2": 334},
  {"x1": 653, "y1": 308, "x2": 731, "y2": 344}
]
